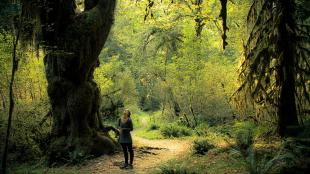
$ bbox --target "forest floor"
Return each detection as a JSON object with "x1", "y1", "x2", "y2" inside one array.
[
  {"x1": 80, "y1": 133, "x2": 191, "y2": 174},
  {"x1": 8, "y1": 113, "x2": 251, "y2": 174}
]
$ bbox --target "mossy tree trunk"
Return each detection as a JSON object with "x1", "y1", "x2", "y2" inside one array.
[{"x1": 37, "y1": 0, "x2": 117, "y2": 163}]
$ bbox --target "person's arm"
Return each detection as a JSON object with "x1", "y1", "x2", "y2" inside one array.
[{"x1": 129, "y1": 119, "x2": 133, "y2": 131}]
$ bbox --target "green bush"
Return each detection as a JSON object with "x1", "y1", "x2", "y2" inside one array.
[
  {"x1": 235, "y1": 129, "x2": 254, "y2": 157},
  {"x1": 232, "y1": 128, "x2": 305, "y2": 174},
  {"x1": 254, "y1": 124, "x2": 274, "y2": 139},
  {"x1": 160, "y1": 123, "x2": 192, "y2": 138},
  {"x1": 194, "y1": 123, "x2": 209, "y2": 136},
  {"x1": 0, "y1": 101, "x2": 51, "y2": 164},
  {"x1": 232, "y1": 121, "x2": 256, "y2": 134},
  {"x1": 148, "y1": 123, "x2": 160, "y2": 131},
  {"x1": 237, "y1": 140, "x2": 298, "y2": 174},
  {"x1": 192, "y1": 139, "x2": 215, "y2": 155}
]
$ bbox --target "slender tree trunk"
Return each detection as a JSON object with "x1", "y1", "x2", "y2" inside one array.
[
  {"x1": 1, "y1": 23, "x2": 20, "y2": 174},
  {"x1": 277, "y1": 0, "x2": 299, "y2": 137},
  {"x1": 190, "y1": 105, "x2": 198, "y2": 127},
  {"x1": 183, "y1": 113, "x2": 192, "y2": 128},
  {"x1": 189, "y1": 95, "x2": 198, "y2": 127}
]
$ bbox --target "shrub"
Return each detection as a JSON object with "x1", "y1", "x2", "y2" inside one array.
[
  {"x1": 159, "y1": 164, "x2": 197, "y2": 174},
  {"x1": 232, "y1": 129, "x2": 305, "y2": 174},
  {"x1": 235, "y1": 129, "x2": 254, "y2": 157},
  {"x1": 254, "y1": 124, "x2": 274, "y2": 139},
  {"x1": 194, "y1": 123, "x2": 209, "y2": 136},
  {"x1": 232, "y1": 121, "x2": 256, "y2": 135},
  {"x1": 0, "y1": 102, "x2": 51, "y2": 164},
  {"x1": 148, "y1": 123, "x2": 160, "y2": 131},
  {"x1": 192, "y1": 139, "x2": 215, "y2": 155},
  {"x1": 160, "y1": 123, "x2": 192, "y2": 138}
]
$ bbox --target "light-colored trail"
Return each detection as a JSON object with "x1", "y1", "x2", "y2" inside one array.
[{"x1": 81, "y1": 134, "x2": 191, "y2": 174}]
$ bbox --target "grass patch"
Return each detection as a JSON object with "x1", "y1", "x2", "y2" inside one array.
[
  {"x1": 158, "y1": 163, "x2": 197, "y2": 174},
  {"x1": 155, "y1": 151, "x2": 247, "y2": 174},
  {"x1": 134, "y1": 129, "x2": 164, "y2": 140}
]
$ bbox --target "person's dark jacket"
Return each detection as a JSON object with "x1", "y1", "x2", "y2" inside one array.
[{"x1": 117, "y1": 118, "x2": 133, "y2": 143}]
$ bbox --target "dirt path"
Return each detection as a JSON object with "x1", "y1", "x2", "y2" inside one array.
[{"x1": 81, "y1": 134, "x2": 191, "y2": 174}]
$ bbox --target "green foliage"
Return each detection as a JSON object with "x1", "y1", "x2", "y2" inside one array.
[
  {"x1": 194, "y1": 123, "x2": 210, "y2": 136},
  {"x1": 94, "y1": 56, "x2": 139, "y2": 119},
  {"x1": 242, "y1": 143, "x2": 298, "y2": 174},
  {"x1": 0, "y1": 0, "x2": 20, "y2": 33},
  {"x1": 68, "y1": 150, "x2": 93, "y2": 165},
  {"x1": 0, "y1": 100, "x2": 51, "y2": 163},
  {"x1": 9, "y1": 163, "x2": 86, "y2": 174},
  {"x1": 148, "y1": 123, "x2": 160, "y2": 131},
  {"x1": 192, "y1": 139, "x2": 215, "y2": 155},
  {"x1": 231, "y1": 127, "x2": 310, "y2": 174},
  {"x1": 97, "y1": 0, "x2": 248, "y2": 124},
  {"x1": 130, "y1": 112, "x2": 164, "y2": 139},
  {"x1": 160, "y1": 123, "x2": 192, "y2": 138},
  {"x1": 235, "y1": 129, "x2": 254, "y2": 157},
  {"x1": 130, "y1": 111, "x2": 150, "y2": 129},
  {"x1": 134, "y1": 129, "x2": 164, "y2": 140},
  {"x1": 157, "y1": 151, "x2": 247, "y2": 174},
  {"x1": 159, "y1": 164, "x2": 197, "y2": 174},
  {"x1": 231, "y1": 121, "x2": 276, "y2": 140}
]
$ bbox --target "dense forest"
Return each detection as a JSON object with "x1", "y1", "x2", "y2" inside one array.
[{"x1": 0, "y1": 0, "x2": 309, "y2": 173}]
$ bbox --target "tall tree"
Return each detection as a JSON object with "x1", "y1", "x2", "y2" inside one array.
[
  {"x1": 237, "y1": 0, "x2": 310, "y2": 136},
  {"x1": 20, "y1": 0, "x2": 118, "y2": 163},
  {"x1": 1, "y1": 1, "x2": 22, "y2": 173}
]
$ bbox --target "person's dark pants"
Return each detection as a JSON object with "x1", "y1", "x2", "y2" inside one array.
[{"x1": 121, "y1": 143, "x2": 134, "y2": 165}]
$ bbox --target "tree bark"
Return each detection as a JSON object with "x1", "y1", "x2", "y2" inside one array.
[
  {"x1": 38, "y1": 0, "x2": 118, "y2": 163},
  {"x1": 277, "y1": 0, "x2": 300, "y2": 137}
]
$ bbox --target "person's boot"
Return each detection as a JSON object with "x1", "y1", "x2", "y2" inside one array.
[
  {"x1": 120, "y1": 163, "x2": 128, "y2": 169},
  {"x1": 126, "y1": 164, "x2": 133, "y2": 169}
]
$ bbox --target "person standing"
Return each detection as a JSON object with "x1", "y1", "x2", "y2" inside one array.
[{"x1": 117, "y1": 109, "x2": 134, "y2": 169}]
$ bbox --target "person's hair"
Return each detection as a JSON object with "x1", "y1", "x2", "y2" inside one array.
[{"x1": 125, "y1": 109, "x2": 131, "y2": 117}]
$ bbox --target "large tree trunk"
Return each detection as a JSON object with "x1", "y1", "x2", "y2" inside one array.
[
  {"x1": 40, "y1": 0, "x2": 117, "y2": 163},
  {"x1": 277, "y1": 0, "x2": 299, "y2": 137}
]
